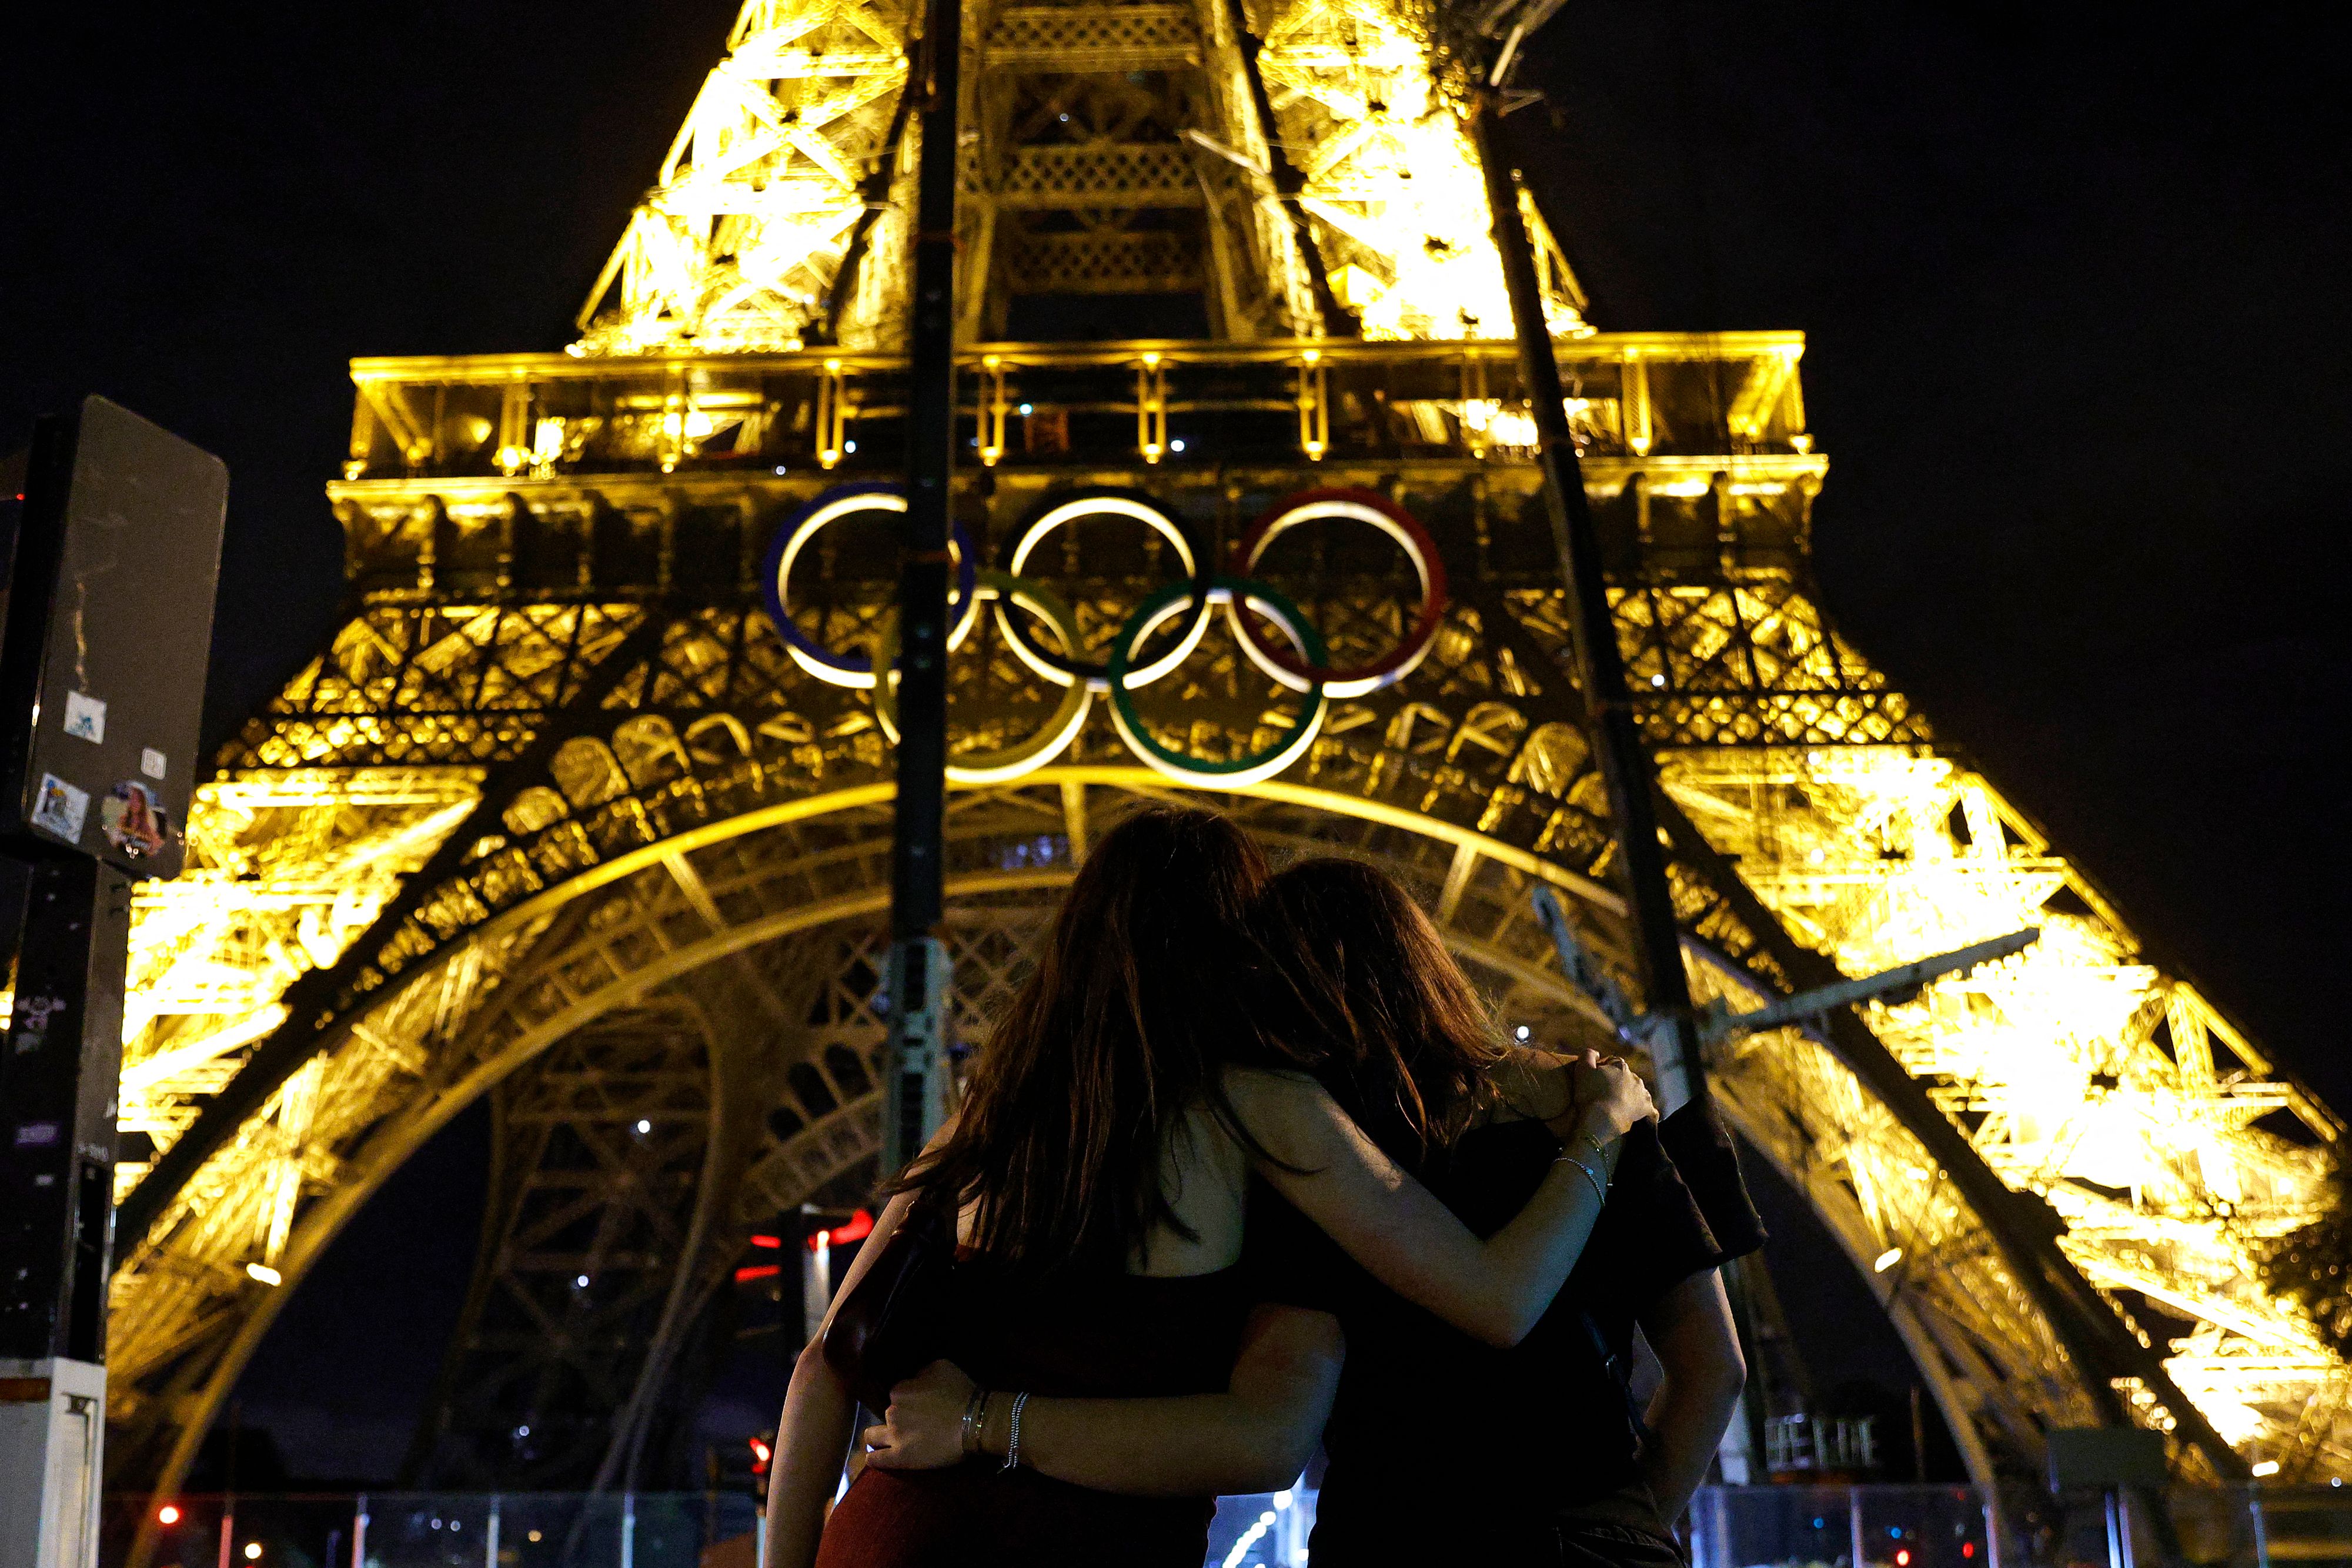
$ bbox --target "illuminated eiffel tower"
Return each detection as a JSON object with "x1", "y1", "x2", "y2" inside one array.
[{"x1": 90, "y1": 0, "x2": 2347, "y2": 1550}]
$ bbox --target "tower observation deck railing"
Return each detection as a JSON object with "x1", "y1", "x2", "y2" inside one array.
[{"x1": 339, "y1": 333, "x2": 1816, "y2": 487}]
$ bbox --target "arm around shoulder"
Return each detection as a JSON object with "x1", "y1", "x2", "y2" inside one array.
[{"x1": 1224, "y1": 1065, "x2": 1652, "y2": 1348}]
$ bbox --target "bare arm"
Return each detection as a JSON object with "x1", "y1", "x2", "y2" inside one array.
[
  {"x1": 763, "y1": 1189, "x2": 921, "y2": 1568},
  {"x1": 1226, "y1": 1063, "x2": 1649, "y2": 1348},
  {"x1": 865, "y1": 1303, "x2": 1345, "y2": 1496},
  {"x1": 1635, "y1": 1268, "x2": 1746, "y2": 1520}
]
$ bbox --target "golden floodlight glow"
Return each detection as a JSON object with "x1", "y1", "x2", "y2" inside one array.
[{"x1": 102, "y1": 0, "x2": 2352, "y2": 1510}]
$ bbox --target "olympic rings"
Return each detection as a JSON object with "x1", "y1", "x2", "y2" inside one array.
[
  {"x1": 870, "y1": 571, "x2": 1094, "y2": 784},
  {"x1": 1107, "y1": 576, "x2": 1328, "y2": 790},
  {"x1": 1000, "y1": 489, "x2": 1212, "y2": 691},
  {"x1": 761, "y1": 483, "x2": 980, "y2": 689},
  {"x1": 1228, "y1": 487, "x2": 1448, "y2": 699},
  {"x1": 761, "y1": 482, "x2": 1449, "y2": 791}
]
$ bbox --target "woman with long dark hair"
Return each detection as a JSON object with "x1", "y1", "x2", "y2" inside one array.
[
  {"x1": 871, "y1": 854, "x2": 1748, "y2": 1566},
  {"x1": 765, "y1": 811, "x2": 1651, "y2": 1568}
]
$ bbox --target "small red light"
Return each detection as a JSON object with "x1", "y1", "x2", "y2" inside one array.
[
  {"x1": 750, "y1": 1235, "x2": 783, "y2": 1249},
  {"x1": 1963, "y1": 1546, "x2": 1976, "y2": 1559},
  {"x1": 734, "y1": 1264, "x2": 783, "y2": 1283},
  {"x1": 810, "y1": 1208, "x2": 876, "y2": 1251},
  {"x1": 157, "y1": 1504, "x2": 182, "y2": 1526},
  {"x1": 749, "y1": 1436, "x2": 773, "y2": 1474},
  {"x1": 1896, "y1": 1552, "x2": 1911, "y2": 1565}
]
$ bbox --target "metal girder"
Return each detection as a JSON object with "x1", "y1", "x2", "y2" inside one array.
[
  {"x1": 997, "y1": 143, "x2": 1202, "y2": 208},
  {"x1": 985, "y1": 5, "x2": 1201, "y2": 71}
]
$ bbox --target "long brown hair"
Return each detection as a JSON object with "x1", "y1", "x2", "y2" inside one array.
[
  {"x1": 1257, "y1": 856, "x2": 1503, "y2": 1164},
  {"x1": 906, "y1": 805, "x2": 1292, "y2": 1272}
]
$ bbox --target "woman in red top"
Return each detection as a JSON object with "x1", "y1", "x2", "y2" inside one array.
[{"x1": 765, "y1": 811, "x2": 1653, "y2": 1568}]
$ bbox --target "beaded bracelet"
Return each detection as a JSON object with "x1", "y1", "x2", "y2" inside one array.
[{"x1": 1001, "y1": 1390, "x2": 1031, "y2": 1472}]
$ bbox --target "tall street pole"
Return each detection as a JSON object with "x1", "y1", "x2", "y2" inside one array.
[
  {"x1": 881, "y1": 0, "x2": 963, "y2": 1181},
  {"x1": 1470, "y1": 88, "x2": 1758, "y2": 1487},
  {"x1": 1469, "y1": 96, "x2": 1706, "y2": 1115}
]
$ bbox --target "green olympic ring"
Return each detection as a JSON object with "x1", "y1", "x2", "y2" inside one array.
[
  {"x1": 1105, "y1": 576, "x2": 1329, "y2": 790},
  {"x1": 870, "y1": 570, "x2": 1094, "y2": 784}
]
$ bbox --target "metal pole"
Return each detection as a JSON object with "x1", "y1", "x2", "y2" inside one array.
[
  {"x1": 621, "y1": 1490, "x2": 636, "y2": 1568},
  {"x1": 2250, "y1": 1486, "x2": 2270, "y2": 1568},
  {"x1": 1849, "y1": 1485, "x2": 1866, "y2": 1568},
  {"x1": 352, "y1": 1493, "x2": 367, "y2": 1568},
  {"x1": 1467, "y1": 96, "x2": 1706, "y2": 1114},
  {"x1": 880, "y1": 0, "x2": 965, "y2": 1180},
  {"x1": 485, "y1": 1495, "x2": 499, "y2": 1568}
]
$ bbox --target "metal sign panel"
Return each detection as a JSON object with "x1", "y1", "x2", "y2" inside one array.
[{"x1": 1, "y1": 396, "x2": 226, "y2": 878}]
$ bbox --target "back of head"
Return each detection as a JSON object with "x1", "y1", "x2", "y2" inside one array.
[
  {"x1": 912, "y1": 805, "x2": 1279, "y2": 1272},
  {"x1": 1259, "y1": 857, "x2": 1501, "y2": 1163}
]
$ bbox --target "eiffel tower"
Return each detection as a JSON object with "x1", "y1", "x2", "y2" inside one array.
[{"x1": 96, "y1": 0, "x2": 2345, "y2": 1550}]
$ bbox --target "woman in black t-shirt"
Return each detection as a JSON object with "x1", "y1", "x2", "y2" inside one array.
[{"x1": 1246, "y1": 858, "x2": 1760, "y2": 1564}]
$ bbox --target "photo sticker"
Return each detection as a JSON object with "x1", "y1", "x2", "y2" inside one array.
[
  {"x1": 31, "y1": 774, "x2": 89, "y2": 842},
  {"x1": 141, "y1": 747, "x2": 168, "y2": 780},
  {"x1": 101, "y1": 781, "x2": 172, "y2": 861},
  {"x1": 63, "y1": 690, "x2": 107, "y2": 743}
]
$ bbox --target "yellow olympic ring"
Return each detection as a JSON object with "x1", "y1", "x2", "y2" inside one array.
[{"x1": 869, "y1": 571, "x2": 1094, "y2": 784}]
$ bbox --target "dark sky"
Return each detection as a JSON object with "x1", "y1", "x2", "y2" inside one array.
[{"x1": 6, "y1": 2, "x2": 2347, "y2": 1485}]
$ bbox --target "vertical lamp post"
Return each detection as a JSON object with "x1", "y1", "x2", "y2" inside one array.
[
  {"x1": 880, "y1": 0, "x2": 965, "y2": 1182},
  {"x1": 1467, "y1": 100, "x2": 1707, "y2": 1116}
]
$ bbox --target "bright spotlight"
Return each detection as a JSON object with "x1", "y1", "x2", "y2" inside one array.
[{"x1": 1873, "y1": 1248, "x2": 1903, "y2": 1272}]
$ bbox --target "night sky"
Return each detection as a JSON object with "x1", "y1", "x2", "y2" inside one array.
[{"x1": 6, "y1": 4, "x2": 2346, "y2": 1485}]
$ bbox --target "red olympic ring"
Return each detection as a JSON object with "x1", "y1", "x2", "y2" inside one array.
[{"x1": 1227, "y1": 487, "x2": 1448, "y2": 700}]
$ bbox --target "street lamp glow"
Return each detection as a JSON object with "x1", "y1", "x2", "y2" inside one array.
[{"x1": 1873, "y1": 1248, "x2": 1903, "y2": 1273}]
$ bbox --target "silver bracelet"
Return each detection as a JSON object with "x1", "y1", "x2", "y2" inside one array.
[
  {"x1": 961, "y1": 1389, "x2": 988, "y2": 1457},
  {"x1": 1001, "y1": 1390, "x2": 1030, "y2": 1472},
  {"x1": 1554, "y1": 1151, "x2": 1608, "y2": 1203},
  {"x1": 1575, "y1": 1161, "x2": 1608, "y2": 1203}
]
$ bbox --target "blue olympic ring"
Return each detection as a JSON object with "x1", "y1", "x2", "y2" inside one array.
[{"x1": 761, "y1": 483, "x2": 979, "y2": 689}]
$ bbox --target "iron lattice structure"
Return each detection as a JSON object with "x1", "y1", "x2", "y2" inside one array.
[{"x1": 76, "y1": 0, "x2": 2348, "y2": 1544}]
